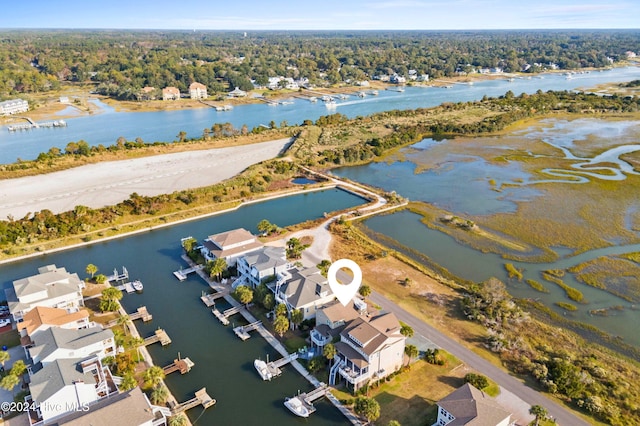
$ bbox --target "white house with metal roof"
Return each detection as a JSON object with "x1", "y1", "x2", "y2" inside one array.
[
  {"x1": 274, "y1": 267, "x2": 334, "y2": 321},
  {"x1": 28, "y1": 326, "x2": 115, "y2": 367},
  {"x1": 236, "y1": 246, "x2": 291, "y2": 288}
]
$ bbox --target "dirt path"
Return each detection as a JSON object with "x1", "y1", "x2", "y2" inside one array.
[{"x1": 0, "y1": 138, "x2": 291, "y2": 220}]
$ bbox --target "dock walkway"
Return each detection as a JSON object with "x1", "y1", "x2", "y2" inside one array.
[
  {"x1": 143, "y1": 329, "x2": 172, "y2": 347},
  {"x1": 173, "y1": 264, "x2": 204, "y2": 281},
  {"x1": 163, "y1": 357, "x2": 195, "y2": 375},
  {"x1": 233, "y1": 320, "x2": 261, "y2": 341},
  {"x1": 105, "y1": 306, "x2": 152, "y2": 328},
  {"x1": 200, "y1": 291, "x2": 227, "y2": 307},
  {"x1": 170, "y1": 387, "x2": 216, "y2": 414}
]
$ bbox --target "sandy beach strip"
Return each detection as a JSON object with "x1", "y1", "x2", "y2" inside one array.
[{"x1": 0, "y1": 138, "x2": 291, "y2": 220}]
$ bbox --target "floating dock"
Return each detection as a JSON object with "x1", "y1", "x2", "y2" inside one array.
[
  {"x1": 170, "y1": 387, "x2": 216, "y2": 414},
  {"x1": 173, "y1": 265, "x2": 204, "y2": 281},
  {"x1": 233, "y1": 320, "x2": 262, "y2": 341},
  {"x1": 143, "y1": 329, "x2": 171, "y2": 346},
  {"x1": 163, "y1": 357, "x2": 195, "y2": 375}
]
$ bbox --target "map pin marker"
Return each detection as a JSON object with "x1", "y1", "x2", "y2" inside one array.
[{"x1": 328, "y1": 259, "x2": 362, "y2": 306}]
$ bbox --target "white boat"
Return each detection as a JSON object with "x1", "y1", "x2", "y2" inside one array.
[
  {"x1": 284, "y1": 397, "x2": 311, "y2": 418},
  {"x1": 254, "y1": 359, "x2": 272, "y2": 381},
  {"x1": 132, "y1": 280, "x2": 143, "y2": 291}
]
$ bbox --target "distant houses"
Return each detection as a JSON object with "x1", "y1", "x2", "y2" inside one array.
[
  {"x1": 189, "y1": 82, "x2": 208, "y2": 99},
  {"x1": 162, "y1": 86, "x2": 180, "y2": 100},
  {"x1": 228, "y1": 86, "x2": 247, "y2": 97},
  {"x1": 0, "y1": 98, "x2": 29, "y2": 115}
]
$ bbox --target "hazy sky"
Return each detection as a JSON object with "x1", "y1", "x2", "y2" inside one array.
[{"x1": 1, "y1": 0, "x2": 638, "y2": 30}]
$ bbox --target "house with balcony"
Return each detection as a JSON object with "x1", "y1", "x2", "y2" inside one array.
[
  {"x1": 28, "y1": 326, "x2": 115, "y2": 368},
  {"x1": 200, "y1": 228, "x2": 263, "y2": 266},
  {"x1": 53, "y1": 386, "x2": 169, "y2": 426},
  {"x1": 433, "y1": 383, "x2": 511, "y2": 426},
  {"x1": 27, "y1": 356, "x2": 118, "y2": 425},
  {"x1": 7, "y1": 265, "x2": 85, "y2": 322},
  {"x1": 329, "y1": 312, "x2": 405, "y2": 392},
  {"x1": 189, "y1": 82, "x2": 208, "y2": 99},
  {"x1": 274, "y1": 267, "x2": 334, "y2": 321},
  {"x1": 311, "y1": 299, "x2": 367, "y2": 349},
  {"x1": 236, "y1": 246, "x2": 291, "y2": 288},
  {"x1": 18, "y1": 306, "x2": 92, "y2": 352}
]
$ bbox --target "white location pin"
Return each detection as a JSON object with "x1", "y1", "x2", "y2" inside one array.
[{"x1": 327, "y1": 258, "x2": 363, "y2": 306}]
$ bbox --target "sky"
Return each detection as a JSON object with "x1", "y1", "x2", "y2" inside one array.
[{"x1": 0, "y1": 0, "x2": 638, "y2": 30}]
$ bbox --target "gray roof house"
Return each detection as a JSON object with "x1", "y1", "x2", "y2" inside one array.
[
  {"x1": 200, "y1": 228, "x2": 263, "y2": 266},
  {"x1": 433, "y1": 383, "x2": 511, "y2": 426},
  {"x1": 7, "y1": 265, "x2": 85, "y2": 321},
  {"x1": 28, "y1": 326, "x2": 115, "y2": 366},
  {"x1": 236, "y1": 246, "x2": 291, "y2": 288},
  {"x1": 275, "y1": 267, "x2": 334, "y2": 321}
]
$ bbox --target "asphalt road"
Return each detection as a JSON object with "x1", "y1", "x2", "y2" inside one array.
[{"x1": 366, "y1": 290, "x2": 589, "y2": 426}]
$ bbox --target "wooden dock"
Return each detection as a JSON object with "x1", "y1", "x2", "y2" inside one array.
[
  {"x1": 233, "y1": 320, "x2": 262, "y2": 341},
  {"x1": 107, "y1": 266, "x2": 129, "y2": 283},
  {"x1": 302, "y1": 383, "x2": 329, "y2": 404},
  {"x1": 163, "y1": 357, "x2": 195, "y2": 375},
  {"x1": 143, "y1": 329, "x2": 171, "y2": 346},
  {"x1": 105, "y1": 306, "x2": 152, "y2": 327},
  {"x1": 200, "y1": 292, "x2": 227, "y2": 307},
  {"x1": 212, "y1": 305, "x2": 244, "y2": 326},
  {"x1": 170, "y1": 387, "x2": 216, "y2": 414},
  {"x1": 263, "y1": 352, "x2": 299, "y2": 378},
  {"x1": 173, "y1": 265, "x2": 204, "y2": 281},
  {"x1": 211, "y1": 308, "x2": 230, "y2": 326},
  {"x1": 114, "y1": 282, "x2": 136, "y2": 293}
]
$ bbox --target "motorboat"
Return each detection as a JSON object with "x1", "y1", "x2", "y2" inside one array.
[
  {"x1": 254, "y1": 359, "x2": 272, "y2": 381},
  {"x1": 132, "y1": 280, "x2": 144, "y2": 291},
  {"x1": 284, "y1": 396, "x2": 311, "y2": 418}
]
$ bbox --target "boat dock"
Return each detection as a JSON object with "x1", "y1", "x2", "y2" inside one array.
[
  {"x1": 170, "y1": 387, "x2": 216, "y2": 414},
  {"x1": 212, "y1": 305, "x2": 243, "y2": 326},
  {"x1": 200, "y1": 291, "x2": 227, "y2": 307},
  {"x1": 143, "y1": 329, "x2": 172, "y2": 346},
  {"x1": 7, "y1": 119, "x2": 67, "y2": 131},
  {"x1": 233, "y1": 320, "x2": 262, "y2": 341},
  {"x1": 264, "y1": 352, "x2": 299, "y2": 378},
  {"x1": 163, "y1": 357, "x2": 195, "y2": 375},
  {"x1": 113, "y1": 282, "x2": 136, "y2": 293},
  {"x1": 302, "y1": 383, "x2": 329, "y2": 404},
  {"x1": 107, "y1": 266, "x2": 129, "y2": 283},
  {"x1": 173, "y1": 265, "x2": 204, "y2": 281},
  {"x1": 105, "y1": 306, "x2": 152, "y2": 327}
]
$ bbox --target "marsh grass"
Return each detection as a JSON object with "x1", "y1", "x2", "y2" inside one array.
[
  {"x1": 525, "y1": 279, "x2": 549, "y2": 293},
  {"x1": 569, "y1": 256, "x2": 640, "y2": 302},
  {"x1": 542, "y1": 273, "x2": 585, "y2": 302}
]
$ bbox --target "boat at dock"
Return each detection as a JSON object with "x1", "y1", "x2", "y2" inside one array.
[
  {"x1": 132, "y1": 280, "x2": 144, "y2": 292},
  {"x1": 254, "y1": 359, "x2": 273, "y2": 381},
  {"x1": 284, "y1": 396, "x2": 311, "y2": 418}
]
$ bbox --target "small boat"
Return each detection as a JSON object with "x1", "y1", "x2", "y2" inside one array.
[
  {"x1": 254, "y1": 359, "x2": 272, "y2": 381},
  {"x1": 132, "y1": 280, "x2": 143, "y2": 291},
  {"x1": 284, "y1": 396, "x2": 311, "y2": 418}
]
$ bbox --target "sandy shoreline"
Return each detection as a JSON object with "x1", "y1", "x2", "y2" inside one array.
[{"x1": 0, "y1": 138, "x2": 291, "y2": 219}]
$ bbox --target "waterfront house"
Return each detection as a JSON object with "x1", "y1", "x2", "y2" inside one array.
[
  {"x1": 189, "y1": 82, "x2": 208, "y2": 99},
  {"x1": 274, "y1": 267, "x2": 334, "y2": 321},
  {"x1": 162, "y1": 86, "x2": 180, "y2": 100},
  {"x1": 0, "y1": 98, "x2": 29, "y2": 115},
  {"x1": 433, "y1": 383, "x2": 511, "y2": 426},
  {"x1": 328, "y1": 312, "x2": 405, "y2": 392},
  {"x1": 228, "y1": 86, "x2": 247, "y2": 97},
  {"x1": 53, "y1": 386, "x2": 169, "y2": 426},
  {"x1": 311, "y1": 299, "x2": 367, "y2": 349},
  {"x1": 140, "y1": 86, "x2": 157, "y2": 101},
  {"x1": 18, "y1": 306, "x2": 92, "y2": 351},
  {"x1": 7, "y1": 265, "x2": 85, "y2": 322},
  {"x1": 236, "y1": 246, "x2": 291, "y2": 288},
  {"x1": 28, "y1": 356, "x2": 118, "y2": 424},
  {"x1": 28, "y1": 326, "x2": 115, "y2": 367},
  {"x1": 200, "y1": 228, "x2": 263, "y2": 266}
]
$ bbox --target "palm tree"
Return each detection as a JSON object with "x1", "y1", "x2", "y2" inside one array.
[
  {"x1": 290, "y1": 309, "x2": 303, "y2": 330},
  {"x1": 150, "y1": 384, "x2": 169, "y2": 405},
  {"x1": 273, "y1": 315, "x2": 289, "y2": 337},
  {"x1": 207, "y1": 258, "x2": 227, "y2": 281},
  {"x1": 143, "y1": 366, "x2": 166, "y2": 389},
  {"x1": 0, "y1": 373, "x2": 19, "y2": 395},
  {"x1": 359, "y1": 284, "x2": 371, "y2": 298},
  {"x1": 117, "y1": 314, "x2": 131, "y2": 335},
  {"x1": 119, "y1": 373, "x2": 137, "y2": 391},
  {"x1": 400, "y1": 322, "x2": 414, "y2": 338},
  {"x1": 323, "y1": 343, "x2": 336, "y2": 368},
  {"x1": 86, "y1": 263, "x2": 98, "y2": 279},
  {"x1": 404, "y1": 344, "x2": 418, "y2": 366},
  {"x1": 529, "y1": 405, "x2": 548, "y2": 426},
  {"x1": 168, "y1": 414, "x2": 189, "y2": 426}
]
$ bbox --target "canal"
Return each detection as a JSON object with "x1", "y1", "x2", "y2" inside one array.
[{"x1": 0, "y1": 188, "x2": 367, "y2": 425}]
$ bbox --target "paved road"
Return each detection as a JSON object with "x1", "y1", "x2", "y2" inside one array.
[{"x1": 367, "y1": 291, "x2": 589, "y2": 426}]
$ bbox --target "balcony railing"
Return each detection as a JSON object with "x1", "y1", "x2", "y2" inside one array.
[
  {"x1": 338, "y1": 366, "x2": 371, "y2": 384},
  {"x1": 310, "y1": 329, "x2": 330, "y2": 346}
]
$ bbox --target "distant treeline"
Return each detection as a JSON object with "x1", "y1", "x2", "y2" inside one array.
[{"x1": 1, "y1": 29, "x2": 639, "y2": 97}]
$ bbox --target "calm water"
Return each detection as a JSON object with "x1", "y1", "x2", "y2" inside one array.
[
  {"x1": 2, "y1": 67, "x2": 639, "y2": 163},
  {"x1": 0, "y1": 188, "x2": 366, "y2": 425}
]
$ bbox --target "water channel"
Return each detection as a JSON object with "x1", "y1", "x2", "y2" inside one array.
[
  {"x1": 0, "y1": 188, "x2": 367, "y2": 425},
  {"x1": 1, "y1": 67, "x2": 639, "y2": 164}
]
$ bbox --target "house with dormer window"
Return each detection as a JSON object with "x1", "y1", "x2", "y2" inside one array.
[
  {"x1": 236, "y1": 246, "x2": 291, "y2": 288},
  {"x1": 433, "y1": 383, "x2": 511, "y2": 426},
  {"x1": 274, "y1": 267, "x2": 334, "y2": 321},
  {"x1": 200, "y1": 228, "x2": 263, "y2": 266}
]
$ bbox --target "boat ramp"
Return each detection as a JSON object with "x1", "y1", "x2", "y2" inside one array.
[
  {"x1": 170, "y1": 387, "x2": 216, "y2": 414},
  {"x1": 143, "y1": 329, "x2": 172, "y2": 347},
  {"x1": 163, "y1": 357, "x2": 195, "y2": 375}
]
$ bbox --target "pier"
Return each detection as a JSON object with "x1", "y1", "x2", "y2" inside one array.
[
  {"x1": 163, "y1": 357, "x2": 195, "y2": 375},
  {"x1": 284, "y1": 384, "x2": 329, "y2": 417},
  {"x1": 211, "y1": 305, "x2": 244, "y2": 326},
  {"x1": 173, "y1": 265, "x2": 204, "y2": 281},
  {"x1": 143, "y1": 329, "x2": 172, "y2": 346},
  {"x1": 7, "y1": 118, "x2": 67, "y2": 131},
  {"x1": 107, "y1": 266, "x2": 129, "y2": 283},
  {"x1": 170, "y1": 387, "x2": 216, "y2": 414},
  {"x1": 233, "y1": 320, "x2": 262, "y2": 341},
  {"x1": 263, "y1": 352, "x2": 299, "y2": 378},
  {"x1": 105, "y1": 306, "x2": 152, "y2": 327},
  {"x1": 200, "y1": 291, "x2": 227, "y2": 307}
]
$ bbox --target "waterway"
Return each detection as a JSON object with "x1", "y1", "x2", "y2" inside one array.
[
  {"x1": 332, "y1": 117, "x2": 640, "y2": 347},
  {"x1": 0, "y1": 188, "x2": 367, "y2": 425},
  {"x1": 1, "y1": 67, "x2": 639, "y2": 164}
]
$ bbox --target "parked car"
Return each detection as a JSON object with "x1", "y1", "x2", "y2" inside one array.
[{"x1": 0, "y1": 319, "x2": 11, "y2": 328}]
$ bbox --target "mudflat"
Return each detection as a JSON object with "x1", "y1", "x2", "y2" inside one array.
[{"x1": 0, "y1": 138, "x2": 291, "y2": 219}]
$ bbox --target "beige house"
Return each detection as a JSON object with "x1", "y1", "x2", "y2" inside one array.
[
  {"x1": 200, "y1": 228, "x2": 263, "y2": 266},
  {"x1": 189, "y1": 82, "x2": 208, "y2": 99},
  {"x1": 162, "y1": 86, "x2": 180, "y2": 100},
  {"x1": 328, "y1": 311, "x2": 405, "y2": 392},
  {"x1": 18, "y1": 306, "x2": 92, "y2": 349},
  {"x1": 433, "y1": 383, "x2": 511, "y2": 426}
]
